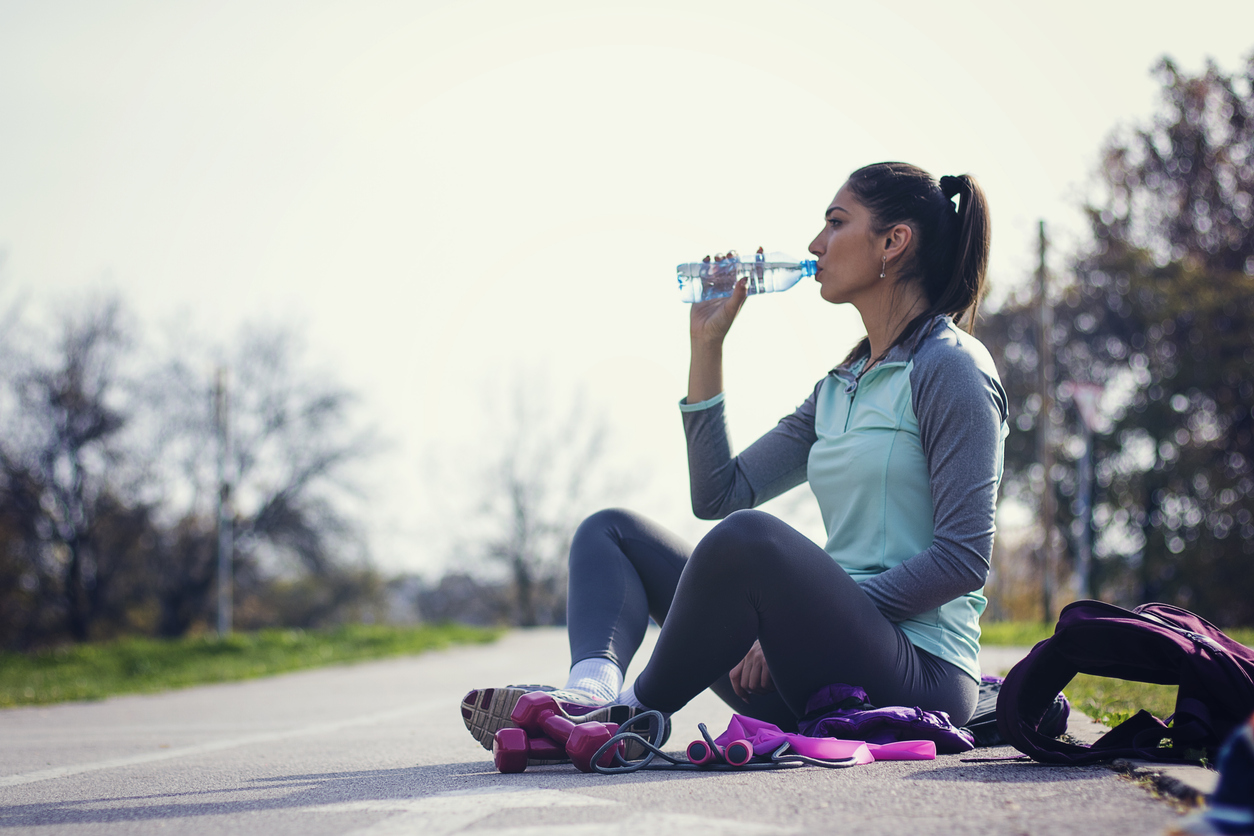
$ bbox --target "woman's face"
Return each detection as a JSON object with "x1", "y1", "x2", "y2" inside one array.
[{"x1": 807, "y1": 183, "x2": 887, "y2": 306}]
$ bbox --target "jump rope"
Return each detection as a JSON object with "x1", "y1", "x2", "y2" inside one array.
[{"x1": 588, "y1": 710, "x2": 862, "y2": 774}]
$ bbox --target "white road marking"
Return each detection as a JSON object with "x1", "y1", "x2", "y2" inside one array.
[
  {"x1": 314, "y1": 786, "x2": 619, "y2": 814},
  {"x1": 295, "y1": 787, "x2": 795, "y2": 836},
  {"x1": 303, "y1": 787, "x2": 615, "y2": 836},
  {"x1": 0, "y1": 700, "x2": 443, "y2": 789},
  {"x1": 484, "y1": 815, "x2": 796, "y2": 836}
]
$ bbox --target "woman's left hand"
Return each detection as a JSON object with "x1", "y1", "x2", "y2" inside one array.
[{"x1": 729, "y1": 640, "x2": 775, "y2": 700}]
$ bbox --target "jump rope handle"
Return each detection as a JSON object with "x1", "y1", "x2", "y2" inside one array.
[{"x1": 686, "y1": 723, "x2": 753, "y2": 767}]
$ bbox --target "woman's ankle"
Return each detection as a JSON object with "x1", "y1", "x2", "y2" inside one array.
[{"x1": 564, "y1": 657, "x2": 623, "y2": 704}]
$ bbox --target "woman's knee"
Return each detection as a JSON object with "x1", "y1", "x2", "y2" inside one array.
[
  {"x1": 690, "y1": 509, "x2": 779, "y2": 572},
  {"x1": 569, "y1": 508, "x2": 643, "y2": 569}
]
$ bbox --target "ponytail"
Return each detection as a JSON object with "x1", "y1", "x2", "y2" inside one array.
[
  {"x1": 937, "y1": 174, "x2": 991, "y2": 331},
  {"x1": 842, "y1": 163, "x2": 992, "y2": 366}
]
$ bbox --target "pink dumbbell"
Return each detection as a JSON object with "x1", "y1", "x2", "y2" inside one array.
[
  {"x1": 686, "y1": 736, "x2": 753, "y2": 767},
  {"x1": 509, "y1": 692, "x2": 621, "y2": 772},
  {"x1": 492, "y1": 727, "x2": 566, "y2": 773}
]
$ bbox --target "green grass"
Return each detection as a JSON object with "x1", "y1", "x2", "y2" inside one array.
[
  {"x1": 0, "y1": 623, "x2": 501, "y2": 708},
  {"x1": 979, "y1": 621, "x2": 1056, "y2": 647},
  {"x1": 981, "y1": 621, "x2": 1254, "y2": 728},
  {"x1": 981, "y1": 621, "x2": 1254, "y2": 649},
  {"x1": 1063, "y1": 675, "x2": 1178, "y2": 729}
]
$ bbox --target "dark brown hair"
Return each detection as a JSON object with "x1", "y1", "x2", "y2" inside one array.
[{"x1": 842, "y1": 162, "x2": 991, "y2": 365}]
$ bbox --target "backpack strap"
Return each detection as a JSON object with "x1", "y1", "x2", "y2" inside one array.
[
  {"x1": 1089, "y1": 710, "x2": 1169, "y2": 754},
  {"x1": 997, "y1": 636, "x2": 1098, "y2": 763},
  {"x1": 1169, "y1": 697, "x2": 1219, "y2": 751}
]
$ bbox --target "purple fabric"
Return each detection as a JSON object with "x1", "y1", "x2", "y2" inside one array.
[{"x1": 798, "y1": 683, "x2": 976, "y2": 754}]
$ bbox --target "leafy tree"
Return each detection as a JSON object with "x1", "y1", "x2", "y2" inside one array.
[
  {"x1": 1100, "y1": 57, "x2": 1254, "y2": 274},
  {"x1": 983, "y1": 54, "x2": 1254, "y2": 624}
]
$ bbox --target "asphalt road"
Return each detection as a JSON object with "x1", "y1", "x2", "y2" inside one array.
[{"x1": 0, "y1": 628, "x2": 1183, "y2": 835}]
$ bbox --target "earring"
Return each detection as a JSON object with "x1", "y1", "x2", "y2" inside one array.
[{"x1": 880, "y1": 257, "x2": 886, "y2": 279}]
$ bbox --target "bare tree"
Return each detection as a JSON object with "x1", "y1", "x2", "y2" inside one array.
[
  {"x1": 0, "y1": 294, "x2": 383, "y2": 647},
  {"x1": 142, "y1": 323, "x2": 380, "y2": 634},
  {"x1": 443, "y1": 378, "x2": 630, "y2": 627},
  {"x1": 0, "y1": 297, "x2": 151, "y2": 643}
]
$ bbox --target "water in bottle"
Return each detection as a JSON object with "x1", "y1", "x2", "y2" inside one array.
[{"x1": 676, "y1": 249, "x2": 817, "y2": 303}]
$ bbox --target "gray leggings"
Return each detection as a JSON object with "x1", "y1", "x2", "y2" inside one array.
[{"x1": 567, "y1": 508, "x2": 978, "y2": 731}]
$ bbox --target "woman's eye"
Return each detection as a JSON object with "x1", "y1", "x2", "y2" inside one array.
[{"x1": 828, "y1": 219, "x2": 841, "y2": 228}]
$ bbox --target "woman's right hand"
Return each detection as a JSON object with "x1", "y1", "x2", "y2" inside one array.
[
  {"x1": 686, "y1": 278, "x2": 747, "y2": 404},
  {"x1": 689, "y1": 277, "x2": 748, "y2": 347},
  {"x1": 729, "y1": 639, "x2": 775, "y2": 701}
]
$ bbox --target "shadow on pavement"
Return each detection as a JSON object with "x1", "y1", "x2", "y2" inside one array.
[
  {"x1": 0, "y1": 757, "x2": 731, "y2": 828},
  {"x1": 903, "y1": 759, "x2": 1117, "y2": 785}
]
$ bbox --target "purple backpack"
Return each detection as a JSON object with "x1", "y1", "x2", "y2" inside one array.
[{"x1": 997, "y1": 600, "x2": 1254, "y2": 764}]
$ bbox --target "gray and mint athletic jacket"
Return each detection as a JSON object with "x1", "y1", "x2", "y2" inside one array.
[{"x1": 679, "y1": 315, "x2": 1010, "y2": 681}]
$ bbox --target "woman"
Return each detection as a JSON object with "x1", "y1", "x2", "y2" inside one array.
[{"x1": 462, "y1": 162, "x2": 1008, "y2": 751}]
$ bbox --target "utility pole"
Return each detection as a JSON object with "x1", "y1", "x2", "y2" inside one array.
[
  {"x1": 1036, "y1": 220, "x2": 1056, "y2": 624},
  {"x1": 214, "y1": 367, "x2": 234, "y2": 636},
  {"x1": 1072, "y1": 382, "x2": 1104, "y2": 601}
]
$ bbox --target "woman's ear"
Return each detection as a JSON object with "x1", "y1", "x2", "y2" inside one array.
[{"x1": 883, "y1": 223, "x2": 913, "y2": 265}]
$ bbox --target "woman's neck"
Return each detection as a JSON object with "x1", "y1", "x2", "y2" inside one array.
[{"x1": 856, "y1": 282, "x2": 930, "y2": 364}]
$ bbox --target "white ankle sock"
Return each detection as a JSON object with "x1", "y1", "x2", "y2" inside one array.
[
  {"x1": 617, "y1": 682, "x2": 673, "y2": 735},
  {"x1": 617, "y1": 681, "x2": 646, "y2": 710},
  {"x1": 564, "y1": 658, "x2": 623, "y2": 704}
]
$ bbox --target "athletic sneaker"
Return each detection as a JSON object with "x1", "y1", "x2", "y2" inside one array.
[{"x1": 460, "y1": 684, "x2": 668, "y2": 763}]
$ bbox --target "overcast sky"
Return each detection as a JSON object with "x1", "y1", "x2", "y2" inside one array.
[{"x1": 1, "y1": 0, "x2": 1251, "y2": 575}]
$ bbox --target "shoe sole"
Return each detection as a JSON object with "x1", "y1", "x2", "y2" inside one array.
[{"x1": 460, "y1": 687, "x2": 644, "y2": 765}]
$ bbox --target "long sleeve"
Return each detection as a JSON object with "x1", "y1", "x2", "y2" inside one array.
[
  {"x1": 680, "y1": 381, "x2": 823, "y2": 519},
  {"x1": 859, "y1": 331, "x2": 1009, "y2": 622}
]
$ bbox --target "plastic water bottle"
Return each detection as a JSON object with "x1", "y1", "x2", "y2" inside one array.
[{"x1": 676, "y1": 250, "x2": 817, "y2": 303}]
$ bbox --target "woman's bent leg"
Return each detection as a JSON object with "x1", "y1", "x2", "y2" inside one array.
[
  {"x1": 566, "y1": 509, "x2": 797, "y2": 728},
  {"x1": 566, "y1": 508, "x2": 692, "y2": 673},
  {"x1": 632, "y1": 510, "x2": 978, "y2": 724},
  {"x1": 461, "y1": 509, "x2": 691, "y2": 752}
]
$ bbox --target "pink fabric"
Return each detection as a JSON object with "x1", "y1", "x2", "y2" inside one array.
[
  {"x1": 866, "y1": 740, "x2": 936, "y2": 760},
  {"x1": 713, "y1": 714, "x2": 935, "y2": 764}
]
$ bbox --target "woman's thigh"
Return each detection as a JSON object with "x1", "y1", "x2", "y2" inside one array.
[{"x1": 640, "y1": 510, "x2": 975, "y2": 721}]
